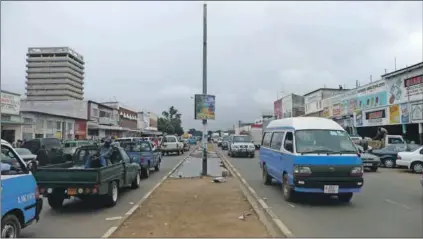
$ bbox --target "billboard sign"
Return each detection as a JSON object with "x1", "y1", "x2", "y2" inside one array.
[{"x1": 194, "y1": 94, "x2": 215, "y2": 120}]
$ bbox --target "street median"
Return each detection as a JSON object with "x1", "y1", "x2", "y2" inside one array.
[{"x1": 107, "y1": 145, "x2": 272, "y2": 238}]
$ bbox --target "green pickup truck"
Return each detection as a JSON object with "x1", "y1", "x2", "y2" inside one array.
[{"x1": 34, "y1": 144, "x2": 141, "y2": 209}]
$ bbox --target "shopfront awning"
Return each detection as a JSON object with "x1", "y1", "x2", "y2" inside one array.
[{"x1": 87, "y1": 122, "x2": 125, "y2": 131}]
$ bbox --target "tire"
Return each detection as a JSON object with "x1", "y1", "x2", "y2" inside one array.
[
  {"x1": 338, "y1": 193, "x2": 353, "y2": 203},
  {"x1": 131, "y1": 172, "x2": 141, "y2": 189},
  {"x1": 177, "y1": 150, "x2": 180, "y2": 155},
  {"x1": 1, "y1": 214, "x2": 21, "y2": 238},
  {"x1": 282, "y1": 174, "x2": 295, "y2": 202},
  {"x1": 47, "y1": 194, "x2": 64, "y2": 210},
  {"x1": 383, "y1": 158, "x2": 395, "y2": 168},
  {"x1": 154, "y1": 158, "x2": 161, "y2": 171},
  {"x1": 141, "y1": 166, "x2": 150, "y2": 178},
  {"x1": 262, "y1": 166, "x2": 272, "y2": 185},
  {"x1": 411, "y1": 162, "x2": 423, "y2": 173},
  {"x1": 104, "y1": 181, "x2": 119, "y2": 207},
  {"x1": 370, "y1": 167, "x2": 378, "y2": 172}
]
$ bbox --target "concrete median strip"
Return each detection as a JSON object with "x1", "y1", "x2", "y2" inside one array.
[
  {"x1": 101, "y1": 147, "x2": 197, "y2": 238},
  {"x1": 215, "y1": 146, "x2": 295, "y2": 238}
]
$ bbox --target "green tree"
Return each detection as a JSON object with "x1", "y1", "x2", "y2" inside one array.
[{"x1": 158, "y1": 106, "x2": 184, "y2": 135}]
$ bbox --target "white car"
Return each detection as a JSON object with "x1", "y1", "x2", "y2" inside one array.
[
  {"x1": 14, "y1": 148, "x2": 37, "y2": 163},
  {"x1": 396, "y1": 146, "x2": 423, "y2": 173}
]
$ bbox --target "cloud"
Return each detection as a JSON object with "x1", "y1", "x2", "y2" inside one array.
[{"x1": 1, "y1": 1, "x2": 422, "y2": 130}]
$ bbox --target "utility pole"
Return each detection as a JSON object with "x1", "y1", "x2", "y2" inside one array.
[{"x1": 201, "y1": 3, "x2": 208, "y2": 176}]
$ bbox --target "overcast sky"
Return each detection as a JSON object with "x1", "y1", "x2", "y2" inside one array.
[{"x1": 1, "y1": 1, "x2": 422, "y2": 130}]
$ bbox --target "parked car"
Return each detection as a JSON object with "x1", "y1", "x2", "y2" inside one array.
[
  {"x1": 160, "y1": 135, "x2": 184, "y2": 156},
  {"x1": 221, "y1": 136, "x2": 230, "y2": 150},
  {"x1": 63, "y1": 140, "x2": 93, "y2": 161},
  {"x1": 228, "y1": 135, "x2": 255, "y2": 158},
  {"x1": 356, "y1": 145, "x2": 380, "y2": 172},
  {"x1": 217, "y1": 138, "x2": 223, "y2": 147},
  {"x1": 396, "y1": 146, "x2": 423, "y2": 173},
  {"x1": 183, "y1": 140, "x2": 190, "y2": 151},
  {"x1": 121, "y1": 141, "x2": 161, "y2": 178},
  {"x1": 370, "y1": 144, "x2": 421, "y2": 168},
  {"x1": 21, "y1": 138, "x2": 65, "y2": 166},
  {"x1": 14, "y1": 147, "x2": 37, "y2": 163}
]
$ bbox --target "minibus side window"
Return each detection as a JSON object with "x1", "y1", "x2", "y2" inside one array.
[
  {"x1": 270, "y1": 132, "x2": 285, "y2": 151},
  {"x1": 284, "y1": 132, "x2": 294, "y2": 153},
  {"x1": 262, "y1": 133, "x2": 272, "y2": 148}
]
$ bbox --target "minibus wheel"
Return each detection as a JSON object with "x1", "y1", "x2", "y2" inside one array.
[
  {"x1": 262, "y1": 166, "x2": 272, "y2": 185},
  {"x1": 282, "y1": 174, "x2": 295, "y2": 202}
]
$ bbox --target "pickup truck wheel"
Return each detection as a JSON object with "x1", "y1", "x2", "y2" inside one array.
[
  {"x1": 177, "y1": 150, "x2": 180, "y2": 155},
  {"x1": 338, "y1": 193, "x2": 353, "y2": 203},
  {"x1": 154, "y1": 159, "x2": 161, "y2": 171},
  {"x1": 48, "y1": 195, "x2": 64, "y2": 210},
  {"x1": 141, "y1": 166, "x2": 150, "y2": 178},
  {"x1": 1, "y1": 214, "x2": 21, "y2": 238},
  {"x1": 105, "y1": 181, "x2": 118, "y2": 207},
  {"x1": 262, "y1": 166, "x2": 272, "y2": 185},
  {"x1": 131, "y1": 172, "x2": 141, "y2": 189}
]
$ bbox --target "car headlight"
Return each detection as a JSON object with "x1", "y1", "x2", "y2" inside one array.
[
  {"x1": 293, "y1": 166, "x2": 312, "y2": 175},
  {"x1": 350, "y1": 166, "x2": 363, "y2": 176}
]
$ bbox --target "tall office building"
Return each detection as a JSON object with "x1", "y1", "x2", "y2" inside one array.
[{"x1": 26, "y1": 47, "x2": 85, "y2": 101}]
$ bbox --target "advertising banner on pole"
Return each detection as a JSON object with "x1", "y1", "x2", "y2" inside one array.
[
  {"x1": 389, "y1": 104, "x2": 400, "y2": 124},
  {"x1": 194, "y1": 94, "x2": 215, "y2": 120}
]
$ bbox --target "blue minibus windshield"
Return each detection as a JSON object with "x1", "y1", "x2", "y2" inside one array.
[{"x1": 295, "y1": 130, "x2": 357, "y2": 154}]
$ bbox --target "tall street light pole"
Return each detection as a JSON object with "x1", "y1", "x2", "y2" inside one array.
[{"x1": 201, "y1": 3, "x2": 208, "y2": 176}]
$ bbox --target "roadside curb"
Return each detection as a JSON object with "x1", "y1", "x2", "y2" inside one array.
[
  {"x1": 215, "y1": 145, "x2": 294, "y2": 238},
  {"x1": 101, "y1": 146, "x2": 198, "y2": 238}
]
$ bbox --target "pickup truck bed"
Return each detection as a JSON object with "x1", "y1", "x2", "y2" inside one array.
[{"x1": 34, "y1": 145, "x2": 141, "y2": 210}]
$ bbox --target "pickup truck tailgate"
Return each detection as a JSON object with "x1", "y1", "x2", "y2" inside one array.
[{"x1": 34, "y1": 167, "x2": 99, "y2": 184}]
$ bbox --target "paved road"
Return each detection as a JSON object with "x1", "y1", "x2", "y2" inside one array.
[
  {"x1": 222, "y1": 149, "x2": 423, "y2": 238},
  {"x1": 21, "y1": 154, "x2": 185, "y2": 238}
]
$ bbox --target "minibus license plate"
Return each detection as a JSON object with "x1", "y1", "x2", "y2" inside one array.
[
  {"x1": 324, "y1": 185, "x2": 339, "y2": 194},
  {"x1": 363, "y1": 163, "x2": 372, "y2": 166}
]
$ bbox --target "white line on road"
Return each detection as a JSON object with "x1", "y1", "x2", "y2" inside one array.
[
  {"x1": 125, "y1": 205, "x2": 139, "y2": 215},
  {"x1": 102, "y1": 227, "x2": 118, "y2": 238},
  {"x1": 105, "y1": 217, "x2": 122, "y2": 221},
  {"x1": 288, "y1": 203, "x2": 295, "y2": 208},
  {"x1": 384, "y1": 199, "x2": 412, "y2": 210}
]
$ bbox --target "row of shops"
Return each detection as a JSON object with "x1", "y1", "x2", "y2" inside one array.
[
  {"x1": 273, "y1": 62, "x2": 423, "y2": 144},
  {"x1": 1, "y1": 91, "x2": 161, "y2": 143}
]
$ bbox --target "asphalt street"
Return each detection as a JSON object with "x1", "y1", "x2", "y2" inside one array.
[
  {"x1": 21, "y1": 154, "x2": 186, "y2": 238},
  {"x1": 222, "y1": 149, "x2": 423, "y2": 238}
]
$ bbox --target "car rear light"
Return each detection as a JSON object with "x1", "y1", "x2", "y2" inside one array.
[
  {"x1": 350, "y1": 166, "x2": 363, "y2": 176},
  {"x1": 293, "y1": 166, "x2": 312, "y2": 176},
  {"x1": 397, "y1": 155, "x2": 401, "y2": 160},
  {"x1": 39, "y1": 187, "x2": 45, "y2": 194},
  {"x1": 35, "y1": 186, "x2": 40, "y2": 199},
  {"x1": 92, "y1": 185, "x2": 99, "y2": 194}
]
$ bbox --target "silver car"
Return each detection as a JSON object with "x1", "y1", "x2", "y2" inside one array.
[{"x1": 14, "y1": 148, "x2": 37, "y2": 162}]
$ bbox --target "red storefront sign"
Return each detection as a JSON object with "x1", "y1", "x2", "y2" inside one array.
[{"x1": 74, "y1": 120, "x2": 87, "y2": 139}]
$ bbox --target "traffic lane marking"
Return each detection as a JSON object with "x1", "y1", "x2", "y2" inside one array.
[
  {"x1": 228, "y1": 154, "x2": 423, "y2": 237},
  {"x1": 20, "y1": 155, "x2": 186, "y2": 238},
  {"x1": 384, "y1": 198, "x2": 413, "y2": 210}
]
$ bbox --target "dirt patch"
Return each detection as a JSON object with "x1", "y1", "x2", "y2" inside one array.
[{"x1": 112, "y1": 177, "x2": 270, "y2": 238}]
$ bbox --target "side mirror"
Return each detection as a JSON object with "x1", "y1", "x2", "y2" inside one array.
[
  {"x1": 27, "y1": 159, "x2": 38, "y2": 174},
  {"x1": 285, "y1": 140, "x2": 294, "y2": 153}
]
